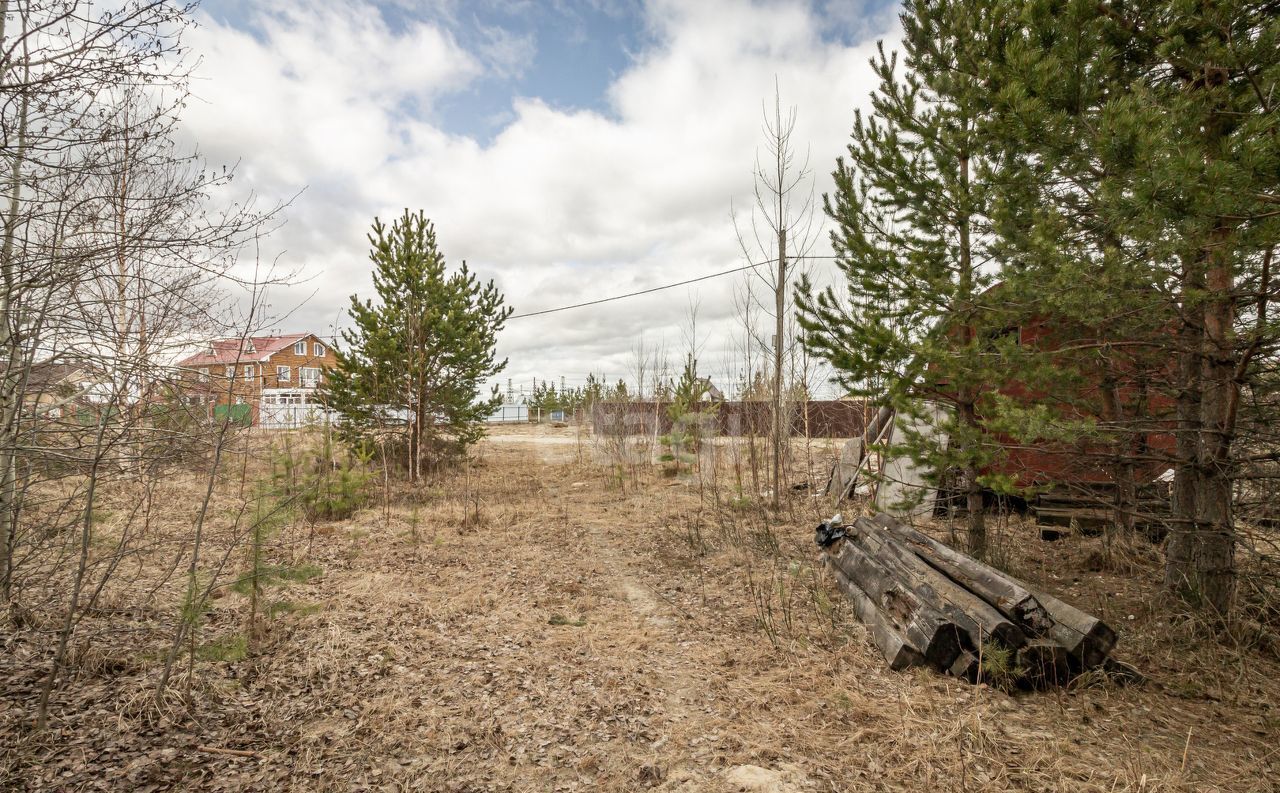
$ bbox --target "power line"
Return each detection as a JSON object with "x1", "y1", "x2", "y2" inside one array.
[
  {"x1": 306, "y1": 255, "x2": 840, "y2": 339},
  {"x1": 506, "y1": 255, "x2": 839, "y2": 320}
]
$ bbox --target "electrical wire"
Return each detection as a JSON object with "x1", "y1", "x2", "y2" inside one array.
[{"x1": 506, "y1": 254, "x2": 838, "y2": 320}]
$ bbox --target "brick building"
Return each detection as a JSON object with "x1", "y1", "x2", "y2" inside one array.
[{"x1": 177, "y1": 333, "x2": 335, "y2": 426}]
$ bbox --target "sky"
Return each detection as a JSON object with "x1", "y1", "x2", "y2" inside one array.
[{"x1": 181, "y1": 0, "x2": 901, "y2": 400}]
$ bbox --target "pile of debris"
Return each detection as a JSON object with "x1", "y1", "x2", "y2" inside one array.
[{"x1": 817, "y1": 513, "x2": 1131, "y2": 687}]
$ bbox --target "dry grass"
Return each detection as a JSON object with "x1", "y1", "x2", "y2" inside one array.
[{"x1": 0, "y1": 426, "x2": 1277, "y2": 791}]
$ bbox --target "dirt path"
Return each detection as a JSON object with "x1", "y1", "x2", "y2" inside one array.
[{"x1": 6, "y1": 437, "x2": 1278, "y2": 791}]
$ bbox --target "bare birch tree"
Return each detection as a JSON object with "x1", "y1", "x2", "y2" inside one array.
[
  {"x1": 733, "y1": 81, "x2": 820, "y2": 508},
  {"x1": 0, "y1": 1, "x2": 291, "y2": 728}
]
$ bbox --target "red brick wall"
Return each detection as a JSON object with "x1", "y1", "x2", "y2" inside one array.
[
  {"x1": 179, "y1": 334, "x2": 336, "y2": 420},
  {"x1": 261, "y1": 336, "x2": 333, "y2": 389}
]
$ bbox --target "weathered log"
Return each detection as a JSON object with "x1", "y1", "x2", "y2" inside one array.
[
  {"x1": 1030, "y1": 589, "x2": 1117, "y2": 668},
  {"x1": 828, "y1": 539, "x2": 964, "y2": 670},
  {"x1": 872, "y1": 513, "x2": 1116, "y2": 667},
  {"x1": 1015, "y1": 640, "x2": 1073, "y2": 689},
  {"x1": 849, "y1": 518, "x2": 1028, "y2": 652},
  {"x1": 826, "y1": 561, "x2": 925, "y2": 671},
  {"x1": 872, "y1": 513, "x2": 1053, "y2": 634}
]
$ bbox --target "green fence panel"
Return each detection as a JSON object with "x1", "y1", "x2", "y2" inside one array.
[{"x1": 213, "y1": 403, "x2": 252, "y2": 426}]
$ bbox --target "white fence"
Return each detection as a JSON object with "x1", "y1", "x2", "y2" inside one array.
[
  {"x1": 258, "y1": 402, "x2": 535, "y2": 429},
  {"x1": 258, "y1": 403, "x2": 339, "y2": 430}
]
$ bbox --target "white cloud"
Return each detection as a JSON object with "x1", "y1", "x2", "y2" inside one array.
[{"x1": 182, "y1": 0, "x2": 897, "y2": 398}]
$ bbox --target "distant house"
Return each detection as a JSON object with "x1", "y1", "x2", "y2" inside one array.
[
  {"x1": 177, "y1": 333, "x2": 335, "y2": 427},
  {"x1": 20, "y1": 358, "x2": 113, "y2": 421}
]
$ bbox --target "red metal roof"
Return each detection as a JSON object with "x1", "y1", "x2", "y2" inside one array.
[{"x1": 177, "y1": 333, "x2": 313, "y2": 367}]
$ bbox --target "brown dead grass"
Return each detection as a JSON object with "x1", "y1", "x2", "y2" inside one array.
[{"x1": 0, "y1": 428, "x2": 1277, "y2": 791}]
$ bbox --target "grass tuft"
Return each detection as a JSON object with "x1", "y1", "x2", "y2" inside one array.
[
  {"x1": 196, "y1": 633, "x2": 247, "y2": 663},
  {"x1": 231, "y1": 562, "x2": 323, "y2": 595}
]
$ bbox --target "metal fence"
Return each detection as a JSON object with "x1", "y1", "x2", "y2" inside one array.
[{"x1": 590, "y1": 399, "x2": 873, "y2": 438}]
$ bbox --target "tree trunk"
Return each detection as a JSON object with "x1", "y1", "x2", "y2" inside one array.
[
  {"x1": 0, "y1": 50, "x2": 29, "y2": 610},
  {"x1": 1190, "y1": 225, "x2": 1238, "y2": 616},
  {"x1": 1167, "y1": 218, "x2": 1237, "y2": 618},
  {"x1": 772, "y1": 226, "x2": 786, "y2": 509},
  {"x1": 955, "y1": 150, "x2": 985, "y2": 556},
  {"x1": 958, "y1": 401, "x2": 986, "y2": 557},
  {"x1": 1165, "y1": 55, "x2": 1239, "y2": 618},
  {"x1": 1099, "y1": 377, "x2": 1137, "y2": 533},
  {"x1": 1166, "y1": 262, "x2": 1205, "y2": 599}
]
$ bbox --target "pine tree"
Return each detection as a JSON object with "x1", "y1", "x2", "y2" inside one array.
[
  {"x1": 660, "y1": 355, "x2": 720, "y2": 476},
  {"x1": 797, "y1": 0, "x2": 1012, "y2": 555},
  {"x1": 990, "y1": 0, "x2": 1280, "y2": 616},
  {"x1": 323, "y1": 211, "x2": 512, "y2": 481}
]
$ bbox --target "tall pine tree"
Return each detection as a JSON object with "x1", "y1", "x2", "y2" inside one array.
[
  {"x1": 990, "y1": 0, "x2": 1280, "y2": 616},
  {"x1": 323, "y1": 211, "x2": 512, "y2": 480},
  {"x1": 798, "y1": 0, "x2": 1013, "y2": 555}
]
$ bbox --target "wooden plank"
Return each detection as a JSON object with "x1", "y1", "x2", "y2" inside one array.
[
  {"x1": 827, "y1": 539, "x2": 964, "y2": 670},
  {"x1": 948, "y1": 650, "x2": 979, "y2": 682},
  {"x1": 836, "y1": 406, "x2": 894, "y2": 502},
  {"x1": 826, "y1": 561, "x2": 926, "y2": 671},
  {"x1": 1034, "y1": 505, "x2": 1165, "y2": 531}
]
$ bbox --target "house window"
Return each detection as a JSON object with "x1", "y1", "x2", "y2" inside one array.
[
  {"x1": 300, "y1": 367, "x2": 322, "y2": 386},
  {"x1": 225, "y1": 365, "x2": 235, "y2": 379},
  {"x1": 294, "y1": 340, "x2": 306, "y2": 355},
  {"x1": 244, "y1": 364, "x2": 255, "y2": 381},
  {"x1": 277, "y1": 365, "x2": 291, "y2": 382},
  {"x1": 199, "y1": 367, "x2": 209, "y2": 382},
  {"x1": 314, "y1": 342, "x2": 325, "y2": 357}
]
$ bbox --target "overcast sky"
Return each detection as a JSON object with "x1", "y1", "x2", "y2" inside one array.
[{"x1": 182, "y1": 0, "x2": 900, "y2": 400}]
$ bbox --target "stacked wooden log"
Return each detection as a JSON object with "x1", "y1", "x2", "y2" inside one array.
[{"x1": 819, "y1": 513, "x2": 1125, "y2": 687}]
